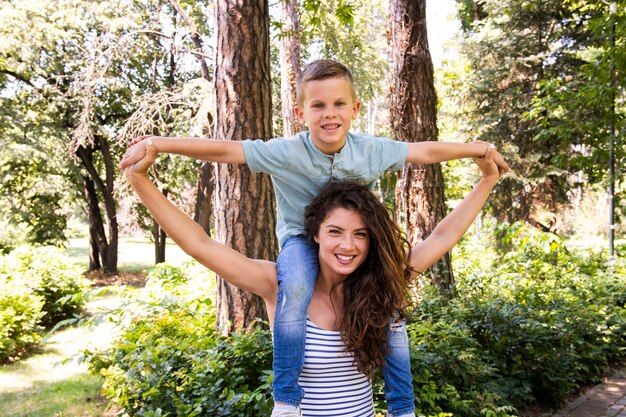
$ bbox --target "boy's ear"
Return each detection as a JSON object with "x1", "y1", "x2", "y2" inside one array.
[
  {"x1": 294, "y1": 105, "x2": 306, "y2": 124},
  {"x1": 352, "y1": 100, "x2": 361, "y2": 120}
]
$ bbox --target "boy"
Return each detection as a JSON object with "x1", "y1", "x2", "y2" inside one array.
[{"x1": 120, "y1": 59, "x2": 510, "y2": 417}]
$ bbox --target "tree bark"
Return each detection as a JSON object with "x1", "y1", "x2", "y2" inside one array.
[
  {"x1": 389, "y1": 0, "x2": 454, "y2": 298},
  {"x1": 194, "y1": 160, "x2": 214, "y2": 234},
  {"x1": 153, "y1": 188, "x2": 169, "y2": 264},
  {"x1": 279, "y1": 0, "x2": 302, "y2": 137},
  {"x1": 82, "y1": 176, "x2": 102, "y2": 271},
  {"x1": 213, "y1": 0, "x2": 277, "y2": 333},
  {"x1": 77, "y1": 142, "x2": 118, "y2": 275}
]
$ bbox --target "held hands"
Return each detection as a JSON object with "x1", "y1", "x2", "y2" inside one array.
[
  {"x1": 486, "y1": 145, "x2": 511, "y2": 173},
  {"x1": 118, "y1": 135, "x2": 155, "y2": 170},
  {"x1": 123, "y1": 137, "x2": 158, "y2": 180},
  {"x1": 474, "y1": 144, "x2": 504, "y2": 184}
]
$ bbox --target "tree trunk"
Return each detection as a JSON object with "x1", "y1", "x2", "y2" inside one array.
[
  {"x1": 96, "y1": 135, "x2": 119, "y2": 274},
  {"x1": 83, "y1": 176, "x2": 102, "y2": 271},
  {"x1": 194, "y1": 160, "x2": 214, "y2": 235},
  {"x1": 279, "y1": 0, "x2": 302, "y2": 137},
  {"x1": 76, "y1": 144, "x2": 118, "y2": 275},
  {"x1": 153, "y1": 188, "x2": 169, "y2": 264},
  {"x1": 389, "y1": 0, "x2": 454, "y2": 298},
  {"x1": 213, "y1": 0, "x2": 277, "y2": 333}
]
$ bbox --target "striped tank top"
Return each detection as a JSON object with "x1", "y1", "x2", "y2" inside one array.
[{"x1": 299, "y1": 318, "x2": 376, "y2": 417}]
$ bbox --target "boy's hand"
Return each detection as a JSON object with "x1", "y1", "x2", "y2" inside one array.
[
  {"x1": 119, "y1": 135, "x2": 154, "y2": 170},
  {"x1": 474, "y1": 141, "x2": 511, "y2": 173},
  {"x1": 474, "y1": 144, "x2": 504, "y2": 182},
  {"x1": 124, "y1": 137, "x2": 157, "y2": 177}
]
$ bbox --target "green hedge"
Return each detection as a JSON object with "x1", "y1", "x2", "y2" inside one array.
[
  {"x1": 0, "y1": 245, "x2": 89, "y2": 360},
  {"x1": 0, "y1": 277, "x2": 45, "y2": 361},
  {"x1": 86, "y1": 262, "x2": 273, "y2": 417},
  {"x1": 88, "y1": 227, "x2": 626, "y2": 417}
]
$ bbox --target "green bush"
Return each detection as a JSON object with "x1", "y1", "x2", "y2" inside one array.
[
  {"x1": 0, "y1": 245, "x2": 88, "y2": 328},
  {"x1": 88, "y1": 308, "x2": 273, "y2": 417},
  {"x1": 0, "y1": 276, "x2": 45, "y2": 360}
]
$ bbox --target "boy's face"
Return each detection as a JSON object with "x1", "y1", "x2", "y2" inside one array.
[{"x1": 295, "y1": 77, "x2": 360, "y2": 155}]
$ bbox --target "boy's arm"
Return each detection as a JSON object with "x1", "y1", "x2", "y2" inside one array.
[
  {"x1": 406, "y1": 141, "x2": 510, "y2": 172},
  {"x1": 118, "y1": 135, "x2": 246, "y2": 170},
  {"x1": 409, "y1": 145, "x2": 502, "y2": 274},
  {"x1": 124, "y1": 142, "x2": 277, "y2": 300}
]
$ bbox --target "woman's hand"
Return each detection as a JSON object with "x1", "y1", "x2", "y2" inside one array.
[
  {"x1": 473, "y1": 144, "x2": 504, "y2": 184},
  {"x1": 119, "y1": 135, "x2": 156, "y2": 170},
  {"x1": 123, "y1": 138, "x2": 158, "y2": 181}
]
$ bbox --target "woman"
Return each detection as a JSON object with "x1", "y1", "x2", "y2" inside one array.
[{"x1": 124, "y1": 142, "x2": 503, "y2": 417}]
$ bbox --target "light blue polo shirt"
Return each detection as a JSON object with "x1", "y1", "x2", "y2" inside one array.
[{"x1": 242, "y1": 131, "x2": 409, "y2": 246}]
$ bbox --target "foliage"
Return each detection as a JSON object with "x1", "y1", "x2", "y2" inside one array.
[
  {"x1": 0, "y1": 246, "x2": 89, "y2": 329},
  {"x1": 411, "y1": 223, "x2": 626, "y2": 413},
  {"x1": 447, "y1": 0, "x2": 625, "y2": 229},
  {"x1": 85, "y1": 262, "x2": 273, "y2": 417},
  {"x1": 0, "y1": 277, "x2": 45, "y2": 361},
  {"x1": 0, "y1": 144, "x2": 69, "y2": 248}
]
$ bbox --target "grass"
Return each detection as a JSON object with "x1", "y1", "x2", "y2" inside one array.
[
  {"x1": 0, "y1": 295, "x2": 120, "y2": 417},
  {"x1": 65, "y1": 237, "x2": 193, "y2": 271},
  {"x1": 0, "y1": 375, "x2": 109, "y2": 417}
]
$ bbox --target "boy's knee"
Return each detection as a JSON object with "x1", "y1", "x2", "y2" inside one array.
[{"x1": 279, "y1": 280, "x2": 313, "y2": 303}]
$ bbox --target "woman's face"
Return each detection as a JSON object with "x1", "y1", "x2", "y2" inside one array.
[{"x1": 315, "y1": 207, "x2": 370, "y2": 278}]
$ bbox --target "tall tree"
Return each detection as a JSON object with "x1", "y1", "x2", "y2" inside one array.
[
  {"x1": 213, "y1": 0, "x2": 277, "y2": 332},
  {"x1": 389, "y1": 0, "x2": 454, "y2": 297},
  {"x1": 279, "y1": 0, "x2": 302, "y2": 137},
  {"x1": 453, "y1": 0, "x2": 624, "y2": 234}
]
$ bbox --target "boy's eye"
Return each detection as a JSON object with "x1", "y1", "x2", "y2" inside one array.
[
  {"x1": 313, "y1": 103, "x2": 324, "y2": 109},
  {"x1": 336, "y1": 101, "x2": 346, "y2": 106}
]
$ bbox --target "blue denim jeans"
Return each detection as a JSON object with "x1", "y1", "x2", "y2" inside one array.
[
  {"x1": 384, "y1": 319, "x2": 416, "y2": 416},
  {"x1": 272, "y1": 235, "x2": 415, "y2": 416},
  {"x1": 273, "y1": 235, "x2": 319, "y2": 406}
]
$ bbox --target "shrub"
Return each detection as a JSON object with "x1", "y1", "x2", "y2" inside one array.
[
  {"x1": 88, "y1": 308, "x2": 273, "y2": 417},
  {"x1": 1, "y1": 245, "x2": 88, "y2": 328},
  {"x1": 0, "y1": 276, "x2": 45, "y2": 361}
]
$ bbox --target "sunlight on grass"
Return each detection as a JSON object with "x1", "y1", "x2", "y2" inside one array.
[
  {"x1": 65, "y1": 237, "x2": 193, "y2": 271},
  {"x1": 0, "y1": 293, "x2": 124, "y2": 416},
  {"x1": 0, "y1": 374, "x2": 109, "y2": 417}
]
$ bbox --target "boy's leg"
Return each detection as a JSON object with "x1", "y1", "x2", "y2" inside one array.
[
  {"x1": 273, "y1": 235, "x2": 319, "y2": 407},
  {"x1": 383, "y1": 319, "x2": 416, "y2": 417}
]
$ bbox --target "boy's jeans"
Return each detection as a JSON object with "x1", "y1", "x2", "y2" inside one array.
[{"x1": 273, "y1": 235, "x2": 415, "y2": 416}]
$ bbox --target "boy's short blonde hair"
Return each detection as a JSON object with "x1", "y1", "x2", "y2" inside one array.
[{"x1": 296, "y1": 59, "x2": 357, "y2": 105}]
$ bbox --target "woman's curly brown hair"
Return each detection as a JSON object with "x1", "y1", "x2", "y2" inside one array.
[{"x1": 304, "y1": 180, "x2": 414, "y2": 378}]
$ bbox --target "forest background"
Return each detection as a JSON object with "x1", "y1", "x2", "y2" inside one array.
[{"x1": 0, "y1": 0, "x2": 625, "y2": 416}]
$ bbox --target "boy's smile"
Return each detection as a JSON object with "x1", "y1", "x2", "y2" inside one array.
[{"x1": 295, "y1": 77, "x2": 360, "y2": 155}]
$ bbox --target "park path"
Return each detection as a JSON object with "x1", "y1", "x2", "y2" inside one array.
[{"x1": 553, "y1": 368, "x2": 626, "y2": 417}]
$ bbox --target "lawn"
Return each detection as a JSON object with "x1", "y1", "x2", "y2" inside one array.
[{"x1": 65, "y1": 237, "x2": 193, "y2": 271}]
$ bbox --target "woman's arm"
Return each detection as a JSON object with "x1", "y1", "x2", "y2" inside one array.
[
  {"x1": 124, "y1": 141, "x2": 277, "y2": 300},
  {"x1": 409, "y1": 145, "x2": 503, "y2": 274}
]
